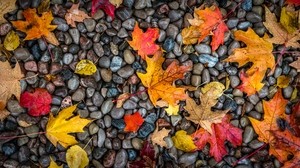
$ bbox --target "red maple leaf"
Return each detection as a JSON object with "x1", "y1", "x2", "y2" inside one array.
[
  {"x1": 20, "y1": 88, "x2": 52, "y2": 116},
  {"x1": 124, "y1": 112, "x2": 144, "y2": 132},
  {"x1": 192, "y1": 115, "x2": 243, "y2": 162},
  {"x1": 92, "y1": 0, "x2": 116, "y2": 19}
]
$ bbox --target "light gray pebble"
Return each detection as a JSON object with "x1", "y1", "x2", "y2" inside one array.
[
  {"x1": 68, "y1": 77, "x2": 79, "y2": 90},
  {"x1": 123, "y1": 99, "x2": 137, "y2": 110},
  {"x1": 84, "y1": 18, "x2": 96, "y2": 32},
  {"x1": 101, "y1": 99, "x2": 114, "y2": 114},
  {"x1": 201, "y1": 69, "x2": 210, "y2": 84},
  {"x1": 195, "y1": 44, "x2": 211, "y2": 54},
  {"x1": 63, "y1": 53, "x2": 73, "y2": 65},
  {"x1": 69, "y1": 29, "x2": 80, "y2": 44},
  {"x1": 158, "y1": 18, "x2": 170, "y2": 30},
  {"x1": 248, "y1": 94, "x2": 260, "y2": 105},
  {"x1": 114, "y1": 149, "x2": 128, "y2": 168},
  {"x1": 243, "y1": 126, "x2": 254, "y2": 143},
  {"x1": 111, "y1": 107, "x2": 125, "y2": 119},
  {"x1": 98, "y1": 129, "x2": 106, "y2": 147},
  {"x1": 117, "y1": 65, "x2": 134, "y2": 78},
  {"x1": 92, "y1": 92, "x2": 104, "y2": 107},
  {"x1": 122, "y1": 18, "x2": 135, "y2": 30},
  {"x1": 178, "y1": 152, "x2": 198, "y2": 167},
  {"x1": 283, "y1": 86, "x2": 293, "y2": 99},
  {"x1": 14, "y1": 48, "x2": 31, "y2": 61},
  {"x1": 230, "y1": 75, "x2": 240, "y2": 88}
]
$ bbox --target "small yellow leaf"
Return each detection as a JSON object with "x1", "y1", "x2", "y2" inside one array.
[
  {"x1": 172, "y1": 130, "x2": 196, "y2": 152},
  {"x1": 48, "y1": 157, "x2": 63, "y2": 168},
  {"x1": 225, "y1": 76, "x2": 230, "y2": 90},
  {"x1": 66, "y1": 145, "x2": 89, "y2": 168},
  {"x1": 109, "y1": 0, "x2": 123, "y2": 7},
  {"x1": 4, "y1": 31, "x2": 20, "y2": 51},
  {"x1": 75, "y1": 59, "x2": 97, "y2": 75},
  {"x1": 165, "y1": 104, "x2": 179, "y2": 116},
  {"x1": 291, "y1": 88, "x2": 298, "y2": 101},
  {"x1": 201, "y1": 81, "x2": 225, "y2": 99},
  {"x1": 277, "y1": 75, "x2": 290, "y2": 88},
  {"x1": 280, "y1": 6, "x2": 298, "y2": 33},
  {"x1": 151, "y1": 127, "x2": 171, "y2": 147},
  {"x1": 37, "y1": 0, "x2": 50, "y2": 14}
]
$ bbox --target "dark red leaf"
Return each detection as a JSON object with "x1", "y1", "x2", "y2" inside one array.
[
  {"x1": 129, "y1": 141, "x2": 156, "y2": 168},
  {"x1": 20, "y1": 88, "x2": 52, "y2": 116},
  {"x1": 92, "y1": 0, "x2": 116, "y2": 19}
]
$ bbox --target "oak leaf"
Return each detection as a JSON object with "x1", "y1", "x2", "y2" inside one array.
[
  {"x1": 20, "y1": 88, "x2": 52, "y2": 116},
  {"x1": 249, "y1": 89, "x2": 290, "y2": 162},
  {"x1": 184, "y1": 82, "x2": 228, "y2": 134},
  {"x1": 264, "y1": 6, "x2": 300, "y2": 48},
  {"x1": 172, "y1": 130, "x2": 197, "y2": 152},
  {"x1": 128, "y1": 23, "x2": 159, "y2": 60},
  {"x1": 75, "y1": 59, "x2": 97, "y2": 75},
  {"x1": 0, "y1": 61, "x2": 23, "y2": 117},
  {"x1": 181, "y1": 5, "x2": 228, "y2": 51},
  {"x1": 224, "y1": 28, "x2": 274, "y2": 95},
  {"x1": 137, "y1": 51, "x2": 192, "y2": 108},
  {"x1": 192, "y1": 115, "x2": 243, "y2": 162},
  {"x1": 0, "y1": 0, "x2": 16, "y2": 24},
  {"x1": 65, "y1": 4, "x2": 91, "y2": 27},
  {"x1": 124, "y1": 112, "x2": 144, "y2": 132},
  {"x1": 151, "y1": 127, "x2": 171, "y2": 147},
  {"x1": 11, "y1": 8, "x2": 59, "y2": 45},
  {"x1": 46, "y1": 105, "x2": 93, "y2": 148},
  {"x1": 66, "y1": 145, "x2": 89, "y2": 168},
  {"x1": 92, "y1": 0, "x2": 116, "y2": 19}
]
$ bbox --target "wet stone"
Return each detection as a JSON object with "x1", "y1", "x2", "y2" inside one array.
[
  {"x1": 103, "y1": 150, "x2": 116, "y2": 167},
  {"x1": 14, "y1": 48, "x2": 31, "y2": 61},
  {"x1": 198, "y1": 54, "x2": 218, "y2": 67},
  {"x1": 123, "y1": 99, "x2": 137, "y2": 110},
  {"x1": 179, "y1": 152, "x2": 198, "y2": 167},
  {"x1": 227, "y1": 18, "x2": 239, "y2": 29},
  {"x1": 98, "y1": 128, "x2": 106, "y2": 147},
  {"x1": 84, "y1": 18, "x2": 96, "y2": 32},
  {"x1": 18, "y1": 146, "x2": 30, "y2": 162},
  {"x1": 111, "y1": 107, "x2": 125, "y2": 119},
  {"x1": 128, "y1": 149, "x2": 137, "y2": 161},
  {"x1": 159, "y1": 18, "x2": 170, "y2": 30},
  {"x1": 283, "y1": 86, "x2": 293, "y2": 99},
  {"x1": 223, "y1": 99, "x2": 238, "y2": 111},
  {"x1": 7, "y1": 100, "x2": 26, "y2": 115},
  {"x1": 3, "y1": 159, "x2": 19, "y2": 168},
  {"x1": 0, "y1": 23, "x2": 12, "y2": 36},
  {"x1": 92, "y1": 92, "x2": 104, "y2": 107},
  {"x1": 72, "y1": 88, "x2": 85, "y2": 102},
  {"x1": 169, "y1": 10, "x2": 183, "y2": 22},
  {"x1": 145, "y1": 113, "x2": 158, "y2": 124},
  {"x1": 101, "y1": 99, "x2": 114, "y2": 115},
  {"x1": 53, "y1": 18, "x2": 69, "y2": 31},
  {"x1": 166, "y1": 24, "x2": 179, "y2": 39},
  {"x1": 122, "y1": 18, "x2": 135, "y2": 30},
  {"x1": 63, "y1": 53, "x2": 73, "y2": 65},
  {"x1": 117, "y1": 65, "x2": 134, "y2": 78},
  {"x1": 138, "y1": 122, "x2": 155, "y2": 138},
  {"x1": 241, "y1": 0, "x2": 252, "y2": 11},
  {"x1": 67, "y1": 77, "x2": 79, "y2": 90},
  {"x1": 69, "y1": 29, "x2": 80, "y2": 44},
  {"x1": 2, "y1": 143, "x2": 16, "y2": 156},
  {"x1": 201, "y1": 69, "x2": 210, "y2": 84},
  {"x1": 230, "y1": 75, "x2": 240, "y2": 88},
  {"x1": 116, "y1": 8, "x2": 133, "y2": 21},
  {"x1": 248, "y1": 94, "x2": 260, "y2": 105},
  {"x1": 237, "y1": 21, "x2": 252, "y2": 30},
  {"x1": 80, "y1": 36, "x2": 93, "y2": 50}
]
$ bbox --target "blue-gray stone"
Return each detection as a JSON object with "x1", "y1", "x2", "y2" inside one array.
[
  {"x1": 132, "y1": 62, "x2": 142, "y2": 70},
  {"x1": 144, "y1": 113, "x2": 158, "y2": 124},
  {"x1": 241, "y1": 0, "x2": 252, "y2": 11},
  {"x1": 107, "y1": 87, "x2": 119, "y2": 97},
  {"x1": 111, "y1": 119, "x2": 125, "y2": 130},
  {"x1": 30, "y1": 44, "x2": 42, "y2": 61},
  {"x1": 110, "y1": 56, "x2": 123, "y2": 72},
  {"x1": 223, "y1": 99, "x2": 238, "y2": 111},
  {"x1": 198, "y1": 54, "x2": 218, "y2": 67},
  {"x1": 138, "y1": 123, "x2": 155, "y2": 138},
  {"x1": 128, "y1": 149, "x2": 137, "y2": 161},
  {"x1": 237, "y1": 21, "x2": 252, "y2": 30},
  {"x1": 163, "y1": 37, "x2": 175, "y2": 52}
]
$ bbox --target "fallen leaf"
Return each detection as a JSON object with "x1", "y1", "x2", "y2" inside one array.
[
  {"x1": 124, "y1": 112, "x2": 144, "y2": 132},
  {"x1": 237, "y1": 69, "x2": 265, "y2": 96},
  {"x1": 172, "y1": 130, "x2": 197, "y2": 152},
  {"x1": 0, "y1": 61, "x2": 23, "y2": 117},
  {"x1": 192, "y1": 115, "x2": 243, "y2": 162},
  {"x1": 224, "y1": 28, "x2": 274, "y2": 95},
  {"x1": 280, "y1": 6, "x2": 299, "y2": 33},
  {"x1": 11, "y1": 8, "x2": 59, "y2": 45},
  {"x1": 137, "y1": 51, "x2": 192, "y2": 108},
  {"x1": 277, "y1": 75, "x2": 291, "y2": 88},
  {"x1": 37, "y1": 0, "x2": 50, "y2": 14},
  {"x1": 49, "y1": 157, "x2": 63, "y2": 168},
  {"x1": 290, "y1": 58, "x2": 300, "y2": 72},
  {"x1": 109, "y1": 0, "x2": 123, "y2": 7},
  {"x1": 128, "y1": 23, "x2": 160, "y2": 60},
  {"x1": 151, "y1": 127, "x2": 171, "y2": 147},
  {"x1": 182, "y1": 5, "x2": 228, "y2": 51},
  {"x1": 46, "y1": 104, "x2": 93, "y2": 148},
  {"x1": 284, "y1": 101, "x2": 300, "y2": 137},
  {"x1": 200, "y1": 81, "x2": 225, "y2": 99},
  {"x1": 92, "y1": 0, "x2": 116, "y2": 19},
  {"x1": 129, "y1": 141, "x2": 156, "y2": 168},
  {"x1": 164, "y1": 104, "x2": 179, "y2": 116},
  {"x1": 290, "y1": 88, "x2": 298, "y2": 101},
  {"x1": 0, "y1": 0, "x2": 16, "y2": 24},
  {"x1": 4, "y1": 30, "x2": 19, "y2": 51},
  {"x1": 65, "y1": 3, "x2": 91, "y2": 27},
  {"x1": 66, "y1": 145, "x2": 89, "y2": 168},
  {"x1": 20, "y1": 88, "x2": 52, "y2": 116},
  {"x1": 264, "y1": 6, "x2": 300, "y2": 48},
  {"x1": 116, "y1": 93, "x2": 131, "y2": 108},
  {"x1": 249, "y1": 89, "x2": 290, "y2": 162},
  {"x1": 75, "y1": 59, "x2": 97, "y2": 75},
  {"x1": 286, "y1": 0, "x2": 300, "y2": 6},
  {"x1": 184, "y1": 83, "x2": 228, "y2": 134}
]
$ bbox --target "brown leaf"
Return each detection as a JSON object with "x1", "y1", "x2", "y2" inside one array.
[
  {"x1": 290, "y1": 58, "x2": 300, "y2": 72},
  {"x1": 65, "y1": 3, "x2": 91, "y2": 27},
  {"x1": 0, "y1": 0, "x2": 16, "y2": 24},
  {"x1": 151, "y1": 127, "x2": 171, "y2": 147}
]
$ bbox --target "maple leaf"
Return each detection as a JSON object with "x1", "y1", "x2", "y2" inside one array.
[
  {"x1": 151, "y1": 127, "x2": 171, "y2": 147},
  {"x1": 124, "y1": 112, "x2": 144, "y2": 132},
  {"x1": 128, "y1": 23, "x2": 160, "y2": 60},
  {"x1": 184, "y1": 82, "x2": 228, "y2": 134},
  {"x1": 20, "y1": 88, "x2": 52, "y2": 116},
  {"x1": 290, "y1": 58, "x2": 300, "y2": 72},
  {"x1": 280, "y1": 6, "x2": 299, "y2": 34},
  {"x1": 181, "y1": 5, "x2": 228, "y2": 51},
  {"x1": 237, "y1": 69, "x2": 265, "y2": 96},
  {"x1": 0, "y1": 61, "x2": 23, "y2": 115},
  {"x1": 192, "y1": 115, "x2": 243, "y2": 162},
  {"x1": 249, "y1": 89, "x2": 290, "y2": 162},
  {"x1": 66, "y1": 145, "x2": 89, "y2": 168},
  {"x1": 92, "y1": 0, "x2": 116, "y2": 19},
  {"x1": 137, "y1": 51, "x2": 192, "y2": 108},
  {"x1": 46, "y1": 105, "x2": 93, "y2": 148},
  {"x1": 224, "y1": 28, "x2": 274, "y2": 95},
  {"x1": 286, "y1": 0, "x2": 300, "y2": 6},
  {"x1": 11, "y1": 8, "x2": 59, "y2": 45},
  {"x1": 284, "y1": 101, "x2": 300, "y2": 137},
  {"x1": 65, "y1": 3, "x2": 91, "y2": 27},
  {"x1": 129, "y1": 141, "x2": 156, "y2": 168},
  {"x1": 263, "y1": 6, "x2": 300, "y2": 48},
  {"x1": 0, "y1": 0, "x2": 16, "y2": 24},
  {"x1": 172, "y1": 130, "x2": 197, "y2": 152}
]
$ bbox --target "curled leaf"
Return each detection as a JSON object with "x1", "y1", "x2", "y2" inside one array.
[
  {"x1": 66, "y1": 145, "x2": 89, "y2": 168},
  {"x1": 172, "y1": 130, "x2": 197, "y2": 152},
  {"x1": 151, "y1": 127, "x2": 171, "y2": 147},
  {"x1": 75, "y1": 59, "x2": 97, "y2": 75},
  {"x1": 49, "y1": 157, "x2": 63, "y2": 168}
]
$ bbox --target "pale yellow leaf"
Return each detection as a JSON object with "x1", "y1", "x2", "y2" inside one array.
[
  {"x1": 280, "y1": 6, "x2": 298, "y2": 33},
  {"x1": 4, "y1": 30, "x2": 19, "y2": 51},
  {"x1": 75, "y1": 59, "x2": 97, "y2": 75},
  {"x1": 291, "y1": 88, "x2": 298, "y2": 101},
  {"x1": 151, "y1": 127, "x2": 171, "y2": 147},
  {"x1": 66, "y1": 145, "x2": 89, "y2": 168},
  {"x1": 165, "y1": 104, "x2": 179, "y2": 116},
  {"x1": 48, "y1": 157, "x2": 63, "y2": 168},
  {"x1": 116, "y1": 93, "x2": 131, "y2": 108}
]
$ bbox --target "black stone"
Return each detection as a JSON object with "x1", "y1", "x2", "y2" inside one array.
[
  {"x1": 60, "y1": 69, "x2": 73, "y2": 81},
  {"x1": 93, "y1": 147, "x2": 108, "y2": 159},
  {"x1": 163, "y1": 37, "x2": 175, "y2": 52},
  {"x1": 223, "y1": 99, "x2": 238, "y2": 111},
  {"x1": 31, "y1": 44, "x2": 42, "y2": 61}
]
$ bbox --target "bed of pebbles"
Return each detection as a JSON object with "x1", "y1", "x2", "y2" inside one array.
[{"x1": 0, "y1": 0, "x2": 298, "y2": 167}]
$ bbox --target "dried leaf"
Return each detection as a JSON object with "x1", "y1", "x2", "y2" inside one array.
[
  {"x1": 151, "y1": 127, "x2": 171, "y2": 147},
  {"x1": 237, "y1": 69, "x2": 265, "y2": 96},
  {"x1": 129, "y1": 141, "x2": 156, "y2": 168},
  {"x1": 109, "y1": 0, "x2": 123, "y2": 7},
  {"x1": 128, "y1": 23, "x2": 159, "y2": 59},
  {"x1": 92, "y1": 0, "x2": 116, "y2": 19},
  {"x1": 49, "y1": 157, "x2": 63, "y2": 168},
  {"x1": 11, "y1": 8, "x2": 59, "y2": 45},
  {"x1": 37, "y1": 0, "x2": 50, "y2": 14},
  {"x1": 116, "y1": 93, "x2": 131, "y2": 108},
  {"x1": 280, "y1": 6, "x2": 299, "y2": 33},
  {"x1": 277, "y1": 75, "x2": 291, "y2": 88},
  {"x1": 65, "y1": 4, "x2": 91, "y2": 27},
  {"x1": 290, "y1": 58, "x2": 300, "y2": 72},
  {"x1": 264, "y1": 6, "x2": 300, "y2": 48},
  {"x1": 75, "y1": 59, "x2": 97, "y2": 75},
  {"x1": 0, "y1": 0, "x2": 16, "y2": 24},
  {"x1": 4, "y1": 30, "x2": 19, "y2": 51},
  {"x1": 124, "y1": 112, "x2": 144, "y2": 132},
  {"x1": 46, "y1": 105, "x2": 93, "y2": 148},
  {"x1": 200, "y1": 81, "x2": 225, "y2": 99},
  {"x1": 20, "y1": 88, "x2": 52, "y2": 116},
  {"x1": 172, "y1": 130, "x2": 197, "y2": 152},
  {"x1": 66, "y1": 145, "x2": 89, "y2": 168}
]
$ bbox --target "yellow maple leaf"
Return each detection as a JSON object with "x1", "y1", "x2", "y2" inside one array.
[
  {"x1": 11, "y1": 8, "x2": 59, "y2": 46},
  {"x1": 137, "y1": 50, "x2": 192, "y2": 108},
  {"x1": 66, "y1": 145, "x2": 89, "y2": 168},
  {"x1": 280, "y1": 6, "x2": 299, "y2": 33},
  {"x1": 46, "y1": 105, "x2": 93, "y2": 148}
]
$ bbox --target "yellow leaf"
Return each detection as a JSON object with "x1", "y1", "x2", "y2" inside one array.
[
  {"x1": 280, "y1": 6, "x2": 298, "y2": 34},
  {"x1": 75, "y1": 59, "x2": 97, "y2": 75},
  {"x1": 151, "y1": 127, "x2": 171, "y2": 147},
  {"x1": 46, "y1": 105, "x2": 93, "y2": 148},
  {"x1": 165, "y1": 104, "x2": 179, "y2": 116},
  {"x1": 0, "y1": 0, "x2": 16, "y2": 24},
  {"x1": 276, "y1": 75, "x2": 290, "y2": 88},
  {"x1": 37, "y1": 0, "x2": 50, "y2": 14},
  {"x1": 109, "y1": 0, "x2": 123, "y2": 7},
  {"x1": 48, "y1": 157, "x2": 63, "y2": 168},
  {"x1": 172, "y1": 130, "x2": 196, "y2": 152},
  {"x1": 66, "y1": 145, "x2": 89, "y2": 168},
  {"x1": 291, "y1": 88, "x2": 298, "y2": 101},
  {"x1": 4, "y1": 30, "x2": 20, "y2": 51},
  {"x1": 225, "y1": 76, "x2": 230, "y2": 90},
  {"x1": 200, "y1": 81, "x2": 225, "y2": 99}
]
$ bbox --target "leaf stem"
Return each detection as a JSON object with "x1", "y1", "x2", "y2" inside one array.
[
  {"x1": 112, "y1": 88, "x2": 148, "y2": 103},
  {"x1": 232, "y1": 143, "x2": 268, "y2": 166},
  {"x1": 0, "y1": 131, "x2": 46, "y2": 140}
]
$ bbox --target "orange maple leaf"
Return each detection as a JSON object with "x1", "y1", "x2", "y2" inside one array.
[
  {"x1": 124, "y1": 112, "x2": 144, "y2": 132},
  {"x1": 65, "y1": 3, "x2": 91, "y2": 27},
  {"x1": 237, "y1": 69, "x2": 265, "y2": 96},
  {"x1": 249, "y1": 89, "x2": 290, "y2": 162},
  {"x1": 128, "y1": 23, "x2": 160, "y2": 60},
  {"x1": 11, "y1": 8, "x2": 58, "y2": 45},
  {"x1": 137, "y1": 51, "x2": 192, "y2": 108},
  {"x1": 182, "y1": 5, "x2": 228, "y2": 51}
]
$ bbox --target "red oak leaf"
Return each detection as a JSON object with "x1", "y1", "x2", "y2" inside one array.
[
  {"x1": 20, "y1": 88, "x2": 52, "y2": 116},
  {"x1": 92, "y1": 0, "x2": 116, "y2": 19},
  {"x1": 128, "y1": 23, "x2": 160, "y2": 60},
  {"x1": 124, "y1": 112, "x2": 144, "y2": 132},
  {"x1": 192, "y1": 115, "x2": 242, "y2": 162}
]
